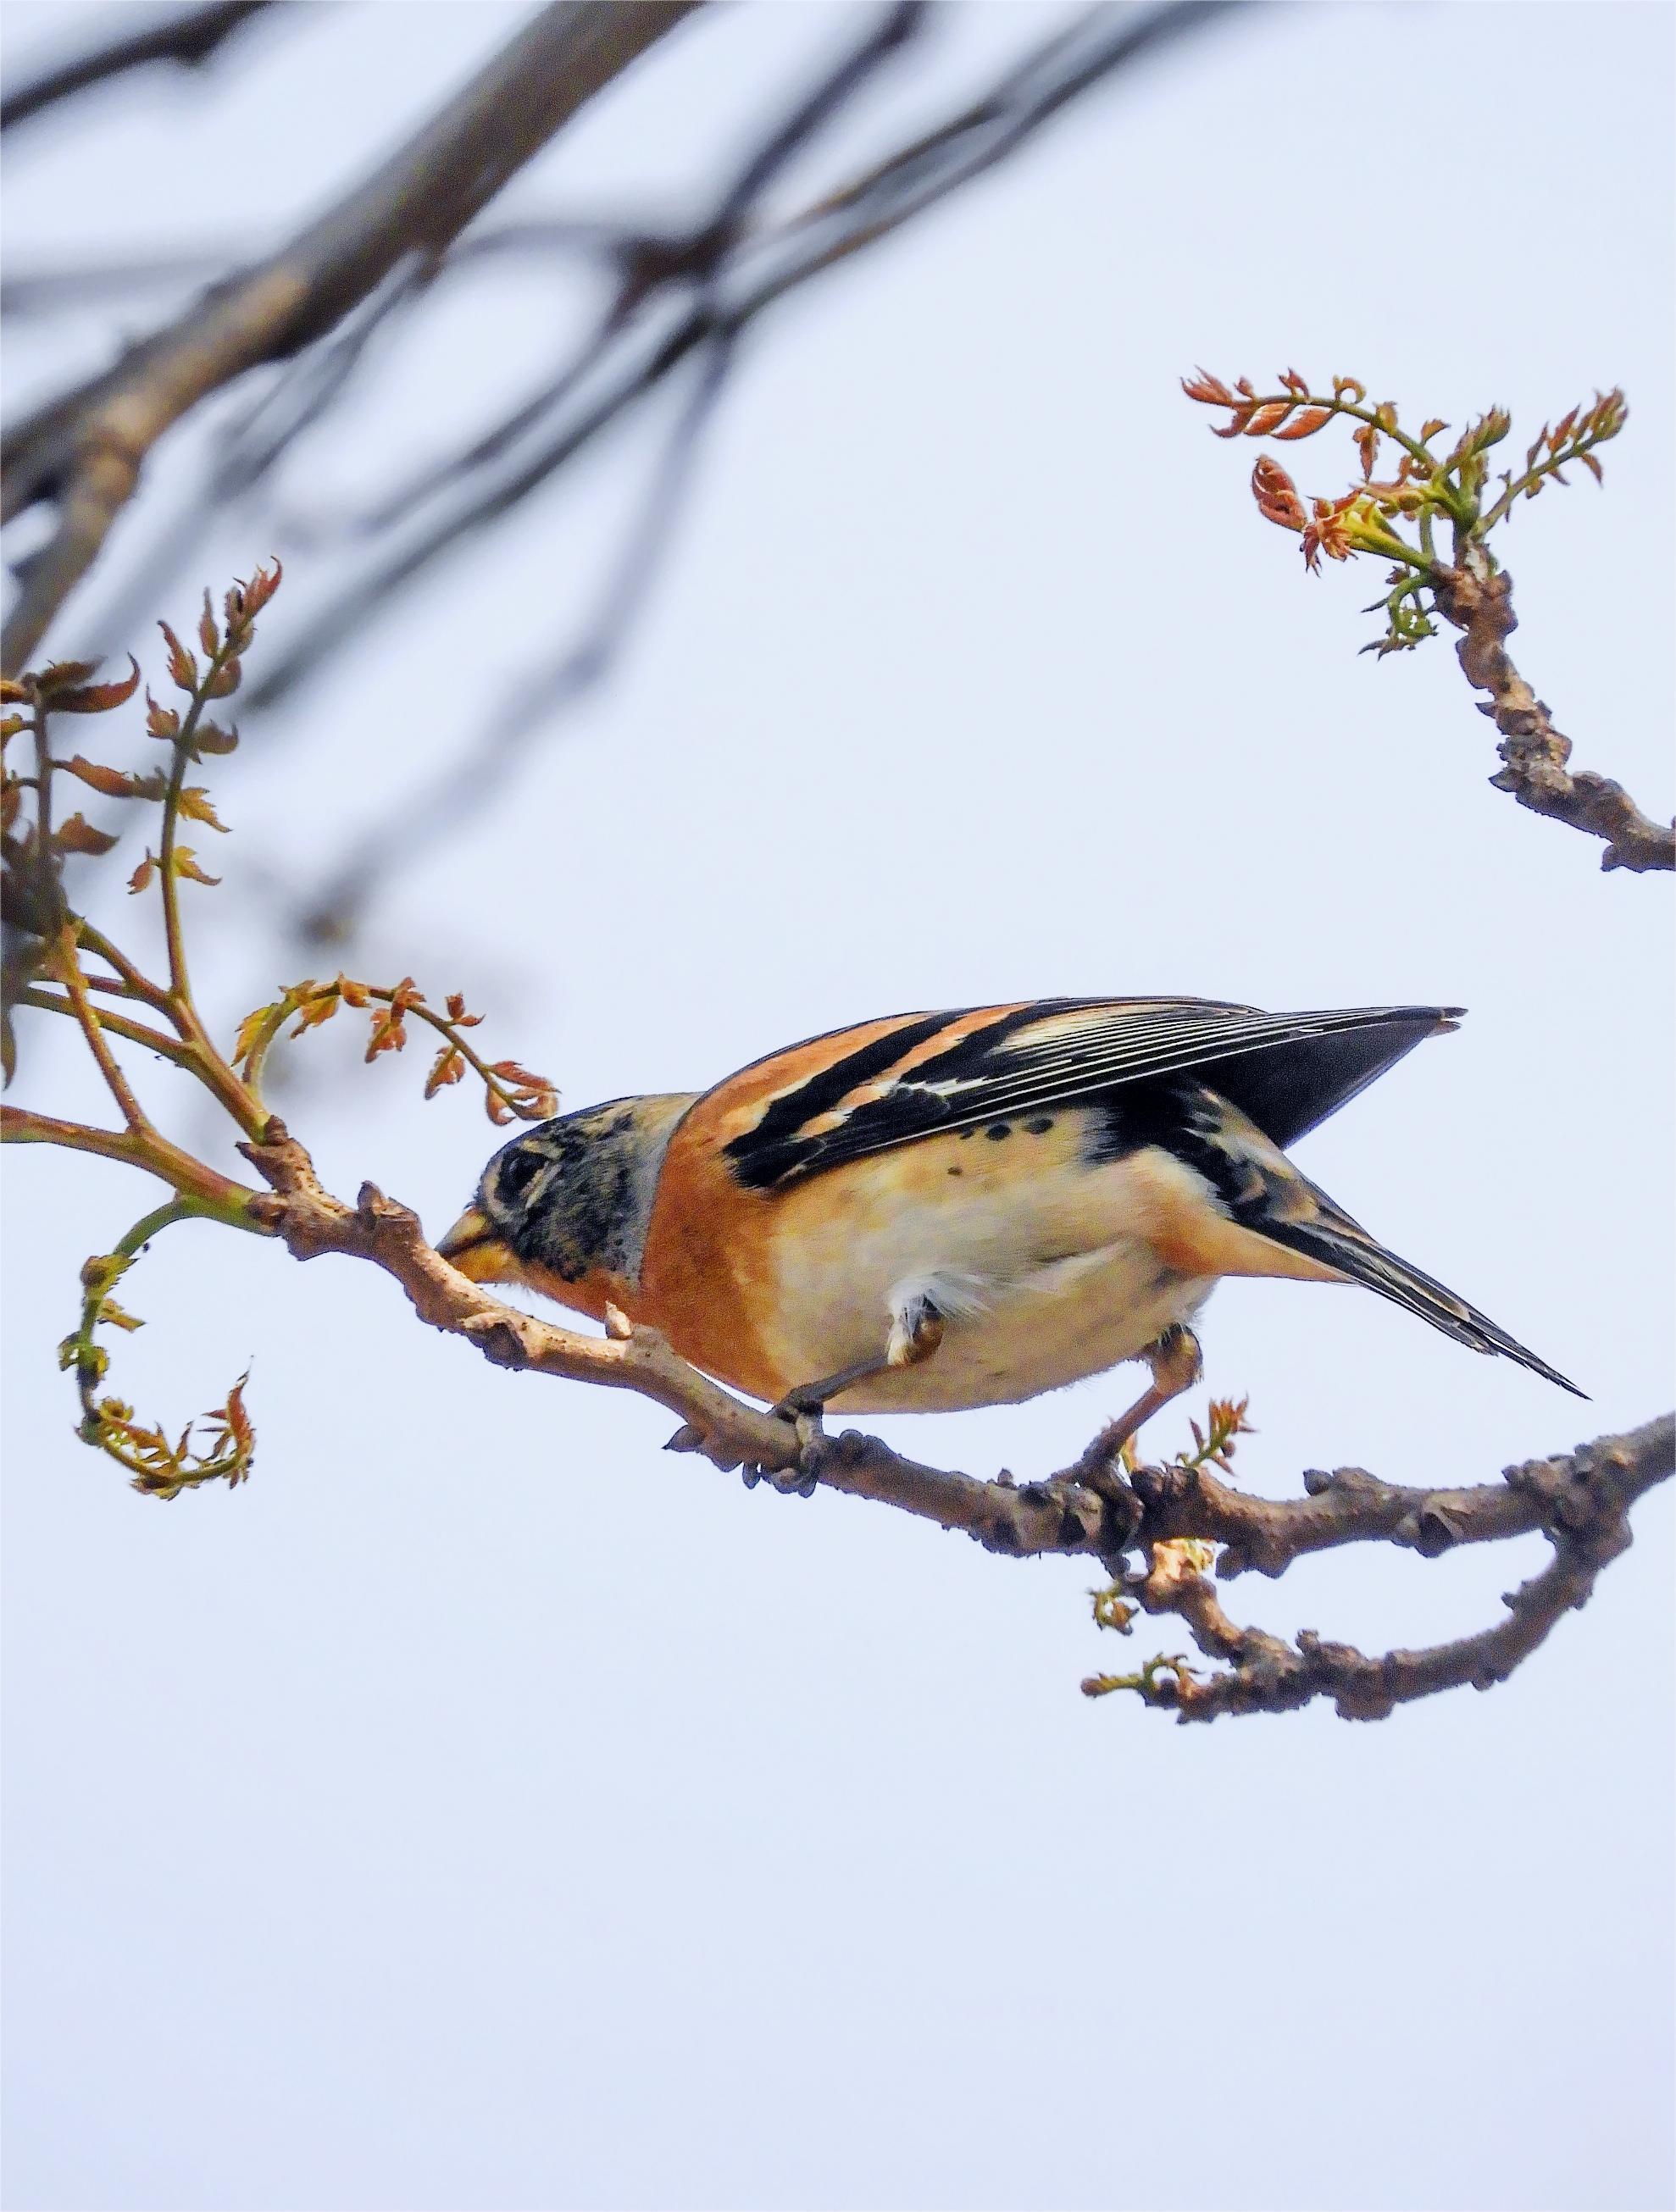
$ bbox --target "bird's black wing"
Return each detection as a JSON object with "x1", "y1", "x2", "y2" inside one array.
[{"x1": 722, "y1": 997, "x2": 1459, "y2": 1190}]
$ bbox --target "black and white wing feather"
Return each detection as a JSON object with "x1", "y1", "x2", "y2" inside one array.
[{"x1": 723, "y1": 997, "x2": 1458, "y2": 1189}]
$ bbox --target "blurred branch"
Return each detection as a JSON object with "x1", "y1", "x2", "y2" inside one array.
[
  {"x1": 241, "y1": 0, "x2": 1233, "y2": 931},
  {"x1": 2, "y1": 1, "x2": 1238, "y2": 935},
  {"x1": 256, "y1": 2, "x2": 1228, "y2": 701},
  {"x1": 301, "y1": 330, "x2": 737, "y2": 939},
  {"x1": 0, "y1": 223, "x2": 637, "y2": 320},
  {"x1": 0, "y1": 0, "x2": 275, "y2": 134},
  {"x1": 1, "y1": 0, "x2": 703, "y2": 673}
]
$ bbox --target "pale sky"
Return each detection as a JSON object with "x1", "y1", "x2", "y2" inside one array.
[{"x1": 3, "y1": 6, "x2": 1673, "y2": 2209}]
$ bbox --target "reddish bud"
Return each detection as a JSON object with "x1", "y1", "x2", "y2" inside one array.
[
  {"x1": 62, "y1": 756, "x2": 142, "y2": 798},
  {"x1": 230, "y1": 559, "x2": 282, "y2": 623},
  {"x1": 1180, "y1": 369, "x2": 1236, "y2": 407},
  {"x1": 35, "y1": 660, "x2": 100, "y2": 698},
  {"x1": 288, "y1": 992, "x2": 340, "y2": 1038},
  {"x1": 53, "y1": 812, "x2": 120, "y2": 857},
  {"x1": 1273, "y1": 406, "x2": 1332, "y2": 441},
  {"x1": 424, "y1": 1045, "x2": 466, "y2": 1099},
  {"x1": 1301, "y1": 492, "x2": 1359, "y2": 573},
  {"x1": 177, "y1": 787, "x2": 230, "y2": 831},
  {"x1": 158, "y1": 623, "x2": 198, "y2": 695},
  {"x1": 145, "y1": 690, "x2": 181, "y2": 740},
  {"x1": 44, "y1": 656, "x2": 142, "y2": 714},
  {"x1": 1251, "y1": 456, "x2": 1306, "y2": 534}
]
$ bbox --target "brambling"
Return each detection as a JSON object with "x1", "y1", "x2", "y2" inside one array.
[{"x1": 438, "y1": 997, "x2": 1579, "y2": 1425}]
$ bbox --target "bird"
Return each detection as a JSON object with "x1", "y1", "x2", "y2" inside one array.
[{"x1": 436, "y1": 997, "x2": 1580, "y2": 1431}]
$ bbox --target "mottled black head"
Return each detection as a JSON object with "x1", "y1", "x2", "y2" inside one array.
[{"x1": 442, "y1": 1093, "x2": 696, "y2": 1289}]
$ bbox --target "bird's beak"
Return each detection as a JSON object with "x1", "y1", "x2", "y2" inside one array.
[{"x1": 435, "y1": 1206, "x2": 517, "y2": 1283}]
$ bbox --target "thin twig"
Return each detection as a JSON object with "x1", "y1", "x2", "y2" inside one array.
[
  {"x1": 301, "y1": 327, "x2": 739, "y2": 934},
  {"x1": 0, "y1": 1, "x2": 275, "y2": 135},
  {"x1": 46, "y1": 925, "x2": 153, "y2": 1131},
  {"x1": 1, "y1": 1, "x2": 704, "y2": 671},
  {"x1": 17, "y1": 984, "x2": 187, "y2": 1063},
  {"x1": 1, "y1": 1100, "x2": 266, "y2": 1215}
]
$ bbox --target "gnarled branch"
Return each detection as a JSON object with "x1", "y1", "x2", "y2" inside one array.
[
  {"x1": 1434, "y1": 553, "x2": 1674, "y2": 874},
  {"x1": 223, "y1": 1120, "x2": 1673, "y2": 1721},
  {"x1": 1092, "y1": 1417, "x2": 1673, "y2": 1719}
]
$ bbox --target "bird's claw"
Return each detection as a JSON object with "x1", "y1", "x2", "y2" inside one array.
[
  {"x1": 1147, "y1": 1322, "x2": 1204, "y2": 1397},
  {"x1": 741, "y1": 1455, "x2": 819, "y2": 1499},
  {"x1": 769, "y1": 1383, "x2": 826, "y2": 1423},
  {"x1": 741, "y1": 1405, "x2": 821, "y2": 1499}
]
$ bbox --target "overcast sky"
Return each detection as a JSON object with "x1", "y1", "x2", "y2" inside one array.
[{"x1": 3, "y1": 6, "x2": 1673, "y2": 2209}]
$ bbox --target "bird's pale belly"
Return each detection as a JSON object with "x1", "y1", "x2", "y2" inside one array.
[
  {"x1": 831, "y1": 1243, "x2": 1213, "y2": 1411},
  {"x1": 750, "y1": 1120, "x2": 1219, "y2": 1412}
]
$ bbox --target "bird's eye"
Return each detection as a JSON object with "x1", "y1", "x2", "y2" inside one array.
[{"x1": 492, "y1": 1143, "x2": 547, "y2": 1208}]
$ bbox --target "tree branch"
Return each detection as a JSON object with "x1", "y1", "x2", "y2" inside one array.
[
  {"x1": 241, "y1": 1, "x2": 1235, "y2": 929},
  {"x1": 0, "y1": 1, "x2": 275, "y2": 135},
  {"x1": 220, "y1": 1119, "x2": 1674, "y2": 1721},
  {"x1": 1094, "y1": 1416, "x2": 1674, "y2": 1719},
  {"x1": 1, "y1": 0, "x2": 703, "y2": 673},
  {"x1": 1433, "y1": 552, "x2": 1674, "y2": 874}
]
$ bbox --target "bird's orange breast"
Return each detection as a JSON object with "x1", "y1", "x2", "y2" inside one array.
[{"x1": 637, "y1": 1009, "x2": 1026, "y2": 1400}]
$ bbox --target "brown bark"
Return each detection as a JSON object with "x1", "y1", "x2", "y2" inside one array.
[
  {"x1": 1433, "y1": 552, "x2": 1674, "y2": 873},
  {"x1": 1, "y1": 1, "x2": 702, "y2": 673}
]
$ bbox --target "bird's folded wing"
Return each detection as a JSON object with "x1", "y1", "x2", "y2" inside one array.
[{"x1": 721, "y1": 998, "x2": 1459, "y2": 1189}]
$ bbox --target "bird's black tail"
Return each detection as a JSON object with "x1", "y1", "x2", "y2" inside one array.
[{"x1": 1262, "y1": 1214, "x2": 1585, "y2": 1397}]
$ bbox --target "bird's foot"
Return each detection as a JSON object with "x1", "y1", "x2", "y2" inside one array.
[
  {"x1": 1147, "y1": 1322, "x2": 1204, "y2": 1400},
  {"x1": 885, "y1": 1300, "x2": 945, "y2": 1371},
  {"x1": 743, "y1": 1399, "x2": 823, "y2": 1497},
  {"x1": 1078, "y1": 1325, "x2": 1207, "y2": 1484}
]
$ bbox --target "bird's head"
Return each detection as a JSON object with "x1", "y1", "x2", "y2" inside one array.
[{"x1": 436, "y1": 1092, "x2": 697, "y2": 1317}]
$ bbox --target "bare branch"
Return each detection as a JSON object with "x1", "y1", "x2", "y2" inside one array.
[
  {"x1": 217, "y1": 1120, "x2": 1674, "y2": 1721},
  {"x1": 0, "y1": 0, "x2": 275, "y2": 135},
  {"x1": 298, "y1": 329, "x2": 737, "y2": 936},
  {"x1": 256, "y1": 2, "x2": 1232, "y2": 700},
  {"x1": 1094, "y1": 1417, "x2": 1674, "y2": 1719},
  {"x1": 8, "y1": 1062, "x2": 1666, "y2": 1718},
  {"x1": 1433, "y1": 552, "x2": 1674, "y2": 873},
  {"x1": 230, "y1": 1, "x2": 1234, "y2": 927},
  {"x1": 1, "y1": 0, "x2": 704, "y2": 673}
]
